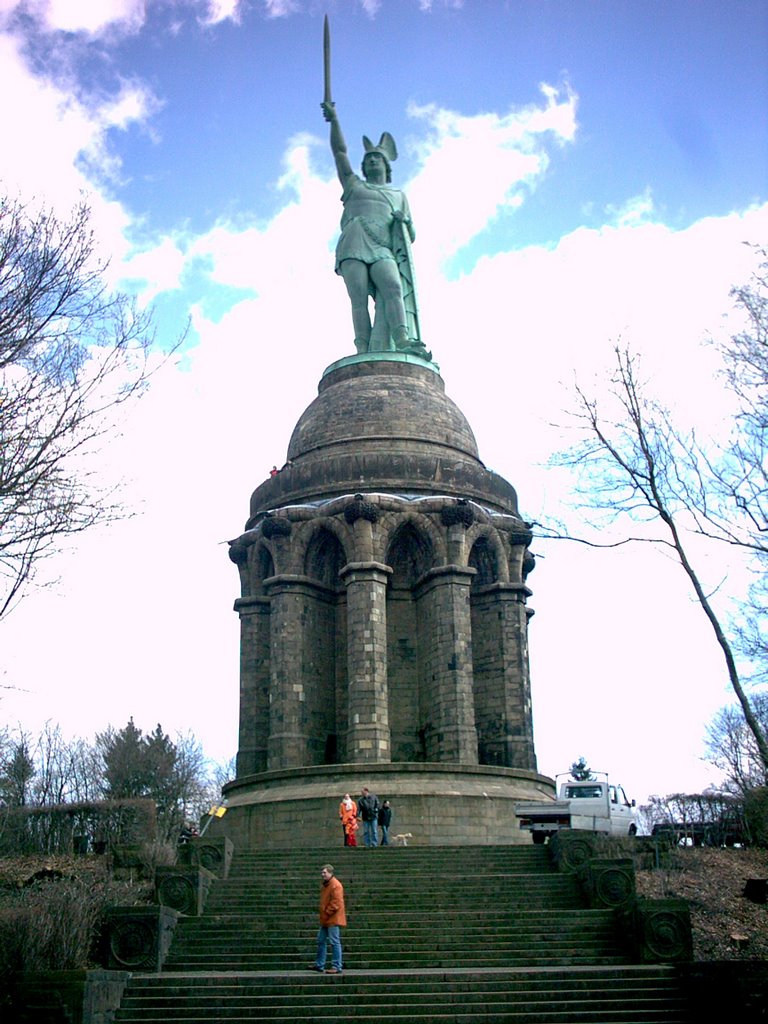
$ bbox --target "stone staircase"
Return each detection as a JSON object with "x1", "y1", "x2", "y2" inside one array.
[{"x1": 114, "y1": 845, "x2": 692, "y2": 1022}]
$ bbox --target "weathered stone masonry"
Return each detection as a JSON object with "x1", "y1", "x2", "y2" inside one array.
[{"x1": 229, "y1": 357, "x2": 537, "y2": 781}]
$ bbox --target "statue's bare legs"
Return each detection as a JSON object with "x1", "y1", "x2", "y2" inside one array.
[{"x1": 341, "y1": 258, "x2": 408, "y2": 353}]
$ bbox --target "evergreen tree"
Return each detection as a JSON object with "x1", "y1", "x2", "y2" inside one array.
[
  {"x1": 0, "y1": 734, "x2": 36, "y2": 805},
  {"x1": 569, "y1": 756, "x2": 593, "y2": 781}
]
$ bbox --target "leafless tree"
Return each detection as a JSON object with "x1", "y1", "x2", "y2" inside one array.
[
  {"x1": 547, "y1": 249, "x2": 768, "y2": 777},
  {"x1": 0, "y1": 194, "x2": 182, "y2": 618},
  {"x1": 704, "y1": 695, "x2": 768, "y2": 795}
]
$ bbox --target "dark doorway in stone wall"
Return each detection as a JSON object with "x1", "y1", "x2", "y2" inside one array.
[{"x1": 324, "y1": 733, "x2": 338, "y2": 764}]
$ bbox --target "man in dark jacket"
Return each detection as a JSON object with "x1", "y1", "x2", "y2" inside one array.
[
  {"x1": 378, "y1": 799, "x2": 392, "y2": 846},
  {"x1": 357, "y1": 786, "x2": 380, "y2": 847}
]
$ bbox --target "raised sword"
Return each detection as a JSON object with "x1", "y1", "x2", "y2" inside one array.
[{"x1": 323, "y1": 15, "x2": 333, "y2": 106}]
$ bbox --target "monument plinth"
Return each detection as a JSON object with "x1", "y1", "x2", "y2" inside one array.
[{"x1": 222, "y1": 356, "x2": 552, "y2": 847}]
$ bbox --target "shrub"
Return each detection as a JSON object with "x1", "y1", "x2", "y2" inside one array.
[
  {"x1": 0, "y1": 860, "x2": 150, "y2": 991},
  {"x1": 0, "y1": 799, "x2": 157, "y2": 856}
]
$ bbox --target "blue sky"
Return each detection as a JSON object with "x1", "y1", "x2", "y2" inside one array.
[{"x1": 1, "y1": 0, "x2": 767, "y2": 807}]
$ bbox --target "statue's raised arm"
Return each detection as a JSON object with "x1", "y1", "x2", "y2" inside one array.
[
  {"x1": 320, "y1": 19, "x2": 430, "y2": 361},
  {"x1": 321, "y1": 102, "x2": 354, "y2": 186}
]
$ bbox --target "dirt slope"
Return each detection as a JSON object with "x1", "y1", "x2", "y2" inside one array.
[{"x1": 636, "y1": 846, "x2": 768, "y2": 961}]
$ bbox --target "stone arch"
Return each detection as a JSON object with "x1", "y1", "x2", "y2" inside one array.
[
  {"x1": 304, "y1": 525, "x2": 346, "y2": 590},
  {"x1": 294, "y1": 515, "x2": 352, "y2": 567},
  {"x1": 250, "y1": 543, "x2": 275, "y2": 597},
  {"x1": 376, "y1": 508, "x2": 446, "y2": 567},
  {"x1": 386, "y1": 519, "x2": 435, "y2": 586},
  {"x1": 468, "y1": 535, "x2": 497, "y2": 588},
  {"x1": 466, "y1": 525, "x2": 509, "y2": 582}
]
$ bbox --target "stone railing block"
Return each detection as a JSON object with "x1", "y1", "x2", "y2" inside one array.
[
  {"x1": 101, "y1": 905, "x2": 179, "y2": 971},
  {"x1": 155, "y1": 866, "x2": 215, "y2": 916},
  {"x1": 177, "y1": 835, "x2": 234, "y2": 878},
  {"x1": 549, "y1": 830, "x2": 597, "y2": 872},
  {"x1": 580, "y1": 857, "x2": 636, "y2": 911},
  {"x1": 624, "y1": 898, "x2": 693, "y2": 963}
]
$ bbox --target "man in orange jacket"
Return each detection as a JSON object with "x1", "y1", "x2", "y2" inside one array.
[{"x1": 310, "y1": 863, "x2": 347, "y2": 975}]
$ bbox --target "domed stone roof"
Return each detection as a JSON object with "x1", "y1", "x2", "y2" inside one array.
[
  {"x1": 288, "y1": 358, "x2": 479, "y2": 462},
  {"x1": 246, "y1": 356, "x2": 519, "y2": 525}
]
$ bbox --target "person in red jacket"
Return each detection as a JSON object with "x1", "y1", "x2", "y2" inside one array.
[
  {"x1": 339, "y1": 793, "x2": 358, "y2": 846},
  {"x1": 310, "y1": 863, "x2": 347, "y2": 975}
]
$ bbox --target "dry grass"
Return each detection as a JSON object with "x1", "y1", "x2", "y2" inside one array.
[
  {"x1": 636, "y1": 846, "x2": 768, "y2": 961},
  {"x1": 0, "y1": 854, "x2": 152, "y2": 980}
]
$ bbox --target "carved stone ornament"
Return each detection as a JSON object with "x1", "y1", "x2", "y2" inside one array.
[
  {"x1": 440, "y1": 499, "x2": 474, "y2": 528},
  {"x1": 228, "y1": 540, "x2": 248, "y2": 566},
  {"x1": 550, "y1": 830, "x2": 597, "y2": 872},
  {"x1": 177, "y1": 836, "x2": 233, "y2": 879},
  {"x1": 630, "y1": 899, "x2": 693, "y2": 963},
  {"x1": 343, "y1": 494, "x2": 380, "y2": 524},
  {"x1": 157, "y1": 874, "x2": 197, "y2": 916},
  {"x1": 583, "y1": 858, "x2": 636, "y2": 910},
  {"x1": 103, "y1": 906, "x2": 179, "y2": 971},
  {"x1": 109, "y1": 918, "x2": 156, "y2": 969},
  {"x1": 262, "y1": 515, "x2": 292, "y2": 539}
]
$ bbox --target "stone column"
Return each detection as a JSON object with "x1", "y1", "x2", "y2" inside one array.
[
  {"x1": 233, "y1": 596, "x2": 271, "y2": 776},
  {"x1": 264, "y1": 575, "x2": 312, "y2": 769},
  {"x1": 417, "y1": 565, "x2": 478, "y2": 764},
  {"x1": 340, "y1": 561, "x2": 392, "y2": 763},
  {"x1": 471, "y1": 582, "x2": 535, "y2": 770}
]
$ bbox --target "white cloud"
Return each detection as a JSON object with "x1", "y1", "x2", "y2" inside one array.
[
  {"x1": 406, "y1": 84, "x2": 577, "y2": 264},
  {"x1": 201, "y1": 0, "x2": 244, "y2": 25},
  {"x1": 20, "y1": 0, "x2": 146, "y2": 35},
  {"x1": 263, "y1": 0, "x2": 300, "y2": 18},
  {"x1": 121, "y1": 235, "x2": 187, "y2": 302}
]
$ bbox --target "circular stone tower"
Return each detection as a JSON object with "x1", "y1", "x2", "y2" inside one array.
[{"x1": 223, "y1": 352, "x2": 554, "y2": 846}]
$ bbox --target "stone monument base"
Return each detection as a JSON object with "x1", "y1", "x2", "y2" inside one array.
[{"x1": 213, "y1": 764, "x2": 555, "y2": 848}]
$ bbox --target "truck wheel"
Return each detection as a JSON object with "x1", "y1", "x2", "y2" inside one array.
[
  {"x1": 532, "y1": 832, "x2": 546, "y2": 845},
  {"x1": 628, "y1": 824, "x2": 637, "y2": 836}
]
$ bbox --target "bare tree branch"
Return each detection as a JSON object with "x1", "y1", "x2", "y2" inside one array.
[
  {"x1": 0, "y1": 193, "x2": 186, "y2": 618},
  {"x1": 549, "y1": 321, "x2": 768, "y2": 775}
]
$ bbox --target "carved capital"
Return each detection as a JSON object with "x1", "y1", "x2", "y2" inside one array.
[
  {"x1": 440, "y1": 499, "x2": 474, "y2": 527},
  {"x1": 262, "y1": 515, "x2": 292, "y2": 539},
  {"x1": 343, "y1": 493, "x2": 380, "y2": 524}
]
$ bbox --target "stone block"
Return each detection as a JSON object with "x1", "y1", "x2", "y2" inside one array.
[
  {"x1": 580, "y1": 857, "x2": 636, "y2": 910},
  {"x1": 177, "y1": 834, "x2": 234, "y2": 877},
  {"x1": 101, "y1": 905, "x2": 179, "y2": 971},
  {"x1": 549, "y1": 830, "x2": 598, "y2": 872},
  {"x1": 624, "y1": 898, "x2": 693, "y2": 963},
  {"x1": 155, "y1": 866, "x2": 215, "y2": 916}
]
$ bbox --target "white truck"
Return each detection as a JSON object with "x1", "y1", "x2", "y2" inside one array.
[{"x1": 514, "y1": 772, "x2": 638, "y2": 844}]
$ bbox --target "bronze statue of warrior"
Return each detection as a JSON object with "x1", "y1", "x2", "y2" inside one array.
[{"x1": 321, "y1": 18, "x2": 428, "y2": 359}]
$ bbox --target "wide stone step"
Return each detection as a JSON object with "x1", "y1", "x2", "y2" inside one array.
[
  {"x1": 115, "y1": 968, "x2": 689, "y2": 1024},
  {"x1": 164, "y1": 955, "x2": 630, "y2": 972},
  {"x1": 117, "y1": 1000, "x2": 686, "y2": 1021},
  {"x1": 176, "y1": 909, "x2": 613, "y2": 929},
  {"x1": 112, "y1": 845, "x2": 690, "y2": 1022},
  {"x1": 169, "y1": 925, "x2": 618, "y2": 946}
]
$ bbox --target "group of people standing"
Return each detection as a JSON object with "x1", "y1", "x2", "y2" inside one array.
[
  {"x1": 338, "y1": 787, "x2": 392, "y2": 847},
  {"x1": 312, "y1": 788, "x2": 395, "y2": 975}
]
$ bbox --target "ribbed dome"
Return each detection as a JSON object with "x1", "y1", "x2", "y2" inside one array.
[
  {"x1": 287, "y1": 358, "x2": 480, "y2": 462},
  {"x1": 246, "y1": 356, "x2": 519, "y2": 523}
]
